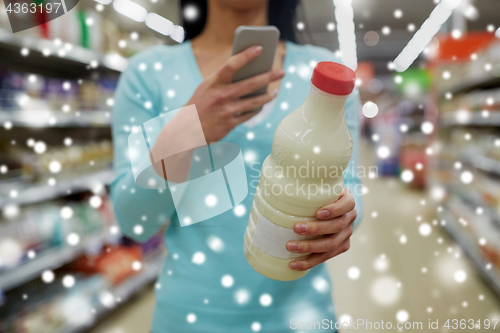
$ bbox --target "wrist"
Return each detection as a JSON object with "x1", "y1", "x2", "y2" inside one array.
[{"x1": 151, "y1": 105, "x2": 207, "y2": 162}]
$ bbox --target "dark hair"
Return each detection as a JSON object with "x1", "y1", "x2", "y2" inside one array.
[{"x1": 180, "y1": 0, "x2": 300, "y2": 42}]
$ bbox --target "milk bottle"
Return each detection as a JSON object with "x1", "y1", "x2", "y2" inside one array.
[{"x1": 244, "y1": 61, "x2": 356, "y2": 281}]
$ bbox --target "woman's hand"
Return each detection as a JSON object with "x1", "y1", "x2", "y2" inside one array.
[
  {"x1": 151, "y1": 46, "x2": 283, "y2": 181},
  {"x1": 286, "y1": 187, "x2": 357, "y2": 271},
  {"x1": 186, "y1": 45, "x2": 285, "y2": 142}
]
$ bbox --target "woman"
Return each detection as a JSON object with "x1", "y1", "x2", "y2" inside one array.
[{"x1": 111, "y1": 0, "x2": 363, "y2": 332}]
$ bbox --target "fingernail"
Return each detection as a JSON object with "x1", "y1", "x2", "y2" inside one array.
[
  {"x1": 317, "y1": 210, "x2": 329, "y2": 219},
  {"x1": 287, "y1": 241, "x2": 300, "y2": 252},
  {"x1": 271, "y1": 89, "x2": 279, "y2": 97},
  {"x1": 295, "y1": 223, "x2": 307, "y2": 234},
  {"x1": 274, "y1": 69, "x2": 285, "y2": 77},
  {"x1": 252, "y1": 46, "x2": 263, "y2": 54},
  {"x1": 290, "y1": 262, "x2": 301, "y2": 270}
]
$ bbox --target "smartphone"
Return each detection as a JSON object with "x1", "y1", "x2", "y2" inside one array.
[{"x1": 232, "y1": 25, "x2": 280, "y2": 113}]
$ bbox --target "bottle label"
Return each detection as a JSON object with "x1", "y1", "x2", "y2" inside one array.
[{"x1": 253, "y1": 212, "x2": 306, "y2": 260}]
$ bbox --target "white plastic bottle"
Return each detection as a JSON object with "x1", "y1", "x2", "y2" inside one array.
[{"x1": 244, "y1": 61, "x2": 356, "y2": 281}]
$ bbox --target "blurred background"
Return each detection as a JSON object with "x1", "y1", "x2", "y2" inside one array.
[{"x1": 0, "y1": 0, "x2": 500, "y2": 332}]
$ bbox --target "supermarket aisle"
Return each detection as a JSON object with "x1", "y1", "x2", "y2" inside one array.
[
  {"x1": 328, "y1": 141, "x2": 500, "y2": 331},
  {"x1": 89, "y1": 140, "x2": 500, "y2": 333},
  {"x1": 90, "y1": 286, "x2": 155, "y2": 333}
]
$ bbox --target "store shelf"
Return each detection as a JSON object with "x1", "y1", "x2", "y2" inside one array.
[
  {"x1": 0, "y1": 169, "x2": 114, "y2": 209},
  {"x1": 440, "y1": 111, "x2": 500, "y2": 126},
  {"x1": 446, "y1": 182, "x2": 500, "y2": 229},
  {"x1": 61, "y1": 253, "x2": 165, "y2": 333},
  {"x1": 440, "y1": 206, "x2": 500, "y2": 298},
  {"x1": 443, "y1": 75, "x2": 500, "y2": 96},
  {"x1": 461, "y1": 151, "x2": 500, "y2": 177},
  {"x1": 113, "y1": 255, "x2": 163, "y2": 301},
  {"x1": 0, "y1": 233, "x2": 105, "y2": 292},
  {"x1": 0, "y1": 30, "x2": 127, "y2": 77},
  {"x1": 0, "y1": 110, "x2": 111, "y2": 128}
]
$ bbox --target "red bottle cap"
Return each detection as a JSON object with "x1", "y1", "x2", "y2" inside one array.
[{"x1": 311, "y1": 61, "x2": 356, "y2": 96}]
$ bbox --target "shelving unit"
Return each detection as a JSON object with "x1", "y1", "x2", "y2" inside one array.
[
  {"x1": 0, "y1": 110, "x2": 111, "y2": 128},
  {"x1": 0, "y1": 30, "x2": 126, "y2": 77},
  {"x1": 60, "y1": 253, "x2": 165, "y2": 333},
  {"x1": 440, "y1": 111, "x2": 500, "y2": 126},
  {"x1": 460, "y1": 151, "x2": 500, "y2": 177},
  {"x1": 0, "y1": 233, "x2": 106, "y2": 292},
  {"x1": 431, "y1": 38, "x2": 500, "y2": 300},
  {"x1": 0, "y1": 9, "x2": 166, "y2": 333},
  {"x1": 0, "y1": 20, "x2": 154, "y2": 332},
  {"x1": 0, "y1": 169, "x2": 114, "y2": 209},
  {"x1": 440, "y1": 207, "x2": 500, "y2": 297},
  {"x1": 443, "y1": 75, "x2": 500, "y2": 96},
  {"x1": 448, "y1": 182, "x2": 500, "y2": 229}
]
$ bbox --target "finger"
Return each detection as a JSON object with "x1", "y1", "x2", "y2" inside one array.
[
  {"x1": 289, "y1": 239, "x2": 351, "y2": 271},
  {"x1": 295, "y1": 209, "x2": 357, "y2": 236},
  {"x1": 316, "y1": 187, "x2": 355, "y2": 220},
  {"x1": 230, "y1": 89, "x2": 278, "y2": 121},
  {"x1": 293, "y1": 215, "x2": 349, "y2": 236},
  {"x1": 216, "y1": 46, "x2": 262, "y2": 83},
  {"x1": 233, "y1": 109, "x2": 260, "y2": 124},
  {"x1": 330, "y1": 238, "x2": 351, "y2": 257},
  {"x1": 287, "y1": 221, "x2": 353, "y2": 253},
  {"x1": 290, "y1": 252, "x2": 331, "y2": 271},
  {"x1": 229, "y1": 68, "x2": 285, "y2": 97}
]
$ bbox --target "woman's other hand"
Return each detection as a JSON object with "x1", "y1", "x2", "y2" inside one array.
[
  {"x1": 186, "y1": 45, "x2": 284, "y2": 142},
  {"x1": 286, "y1": 187, "x2": 357, "y2": 271}
]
